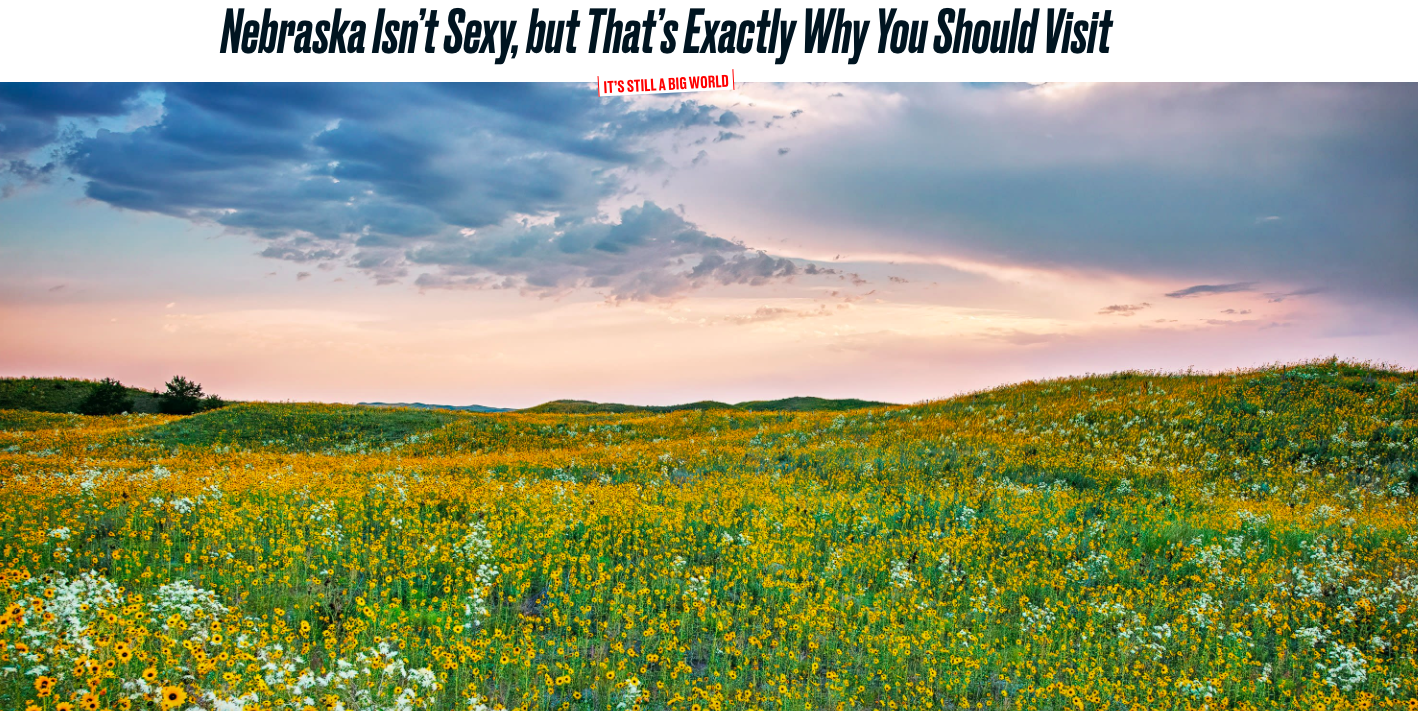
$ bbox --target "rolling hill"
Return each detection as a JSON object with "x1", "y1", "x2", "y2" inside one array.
[
  {"x1": 1, "y1": 358, "x2": 1415, "y2": 708},
  {"x1": 0, "y1": 377, "x2": 162, "y2": 414},
  {"x1": 2, "y1": 378, "x2": 880, "y2": 417},
  {"x1": 521, "y1": 395, "x2": 890, "y2": 414},
  {"x1": 360, "y1": 401, "x2": 515, "y2": 413}
]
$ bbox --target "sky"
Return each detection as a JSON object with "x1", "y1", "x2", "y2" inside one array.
[{"x1": 1, "y1": 82, "x2": 1415, "y2": 407}]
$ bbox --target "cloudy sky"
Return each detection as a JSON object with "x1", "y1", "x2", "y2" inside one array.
[{"x1": 1, "y1": 82, "x2": 1414, "y2": 406}]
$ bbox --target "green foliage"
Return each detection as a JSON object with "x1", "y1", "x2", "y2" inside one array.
[
  {"x1": 521, "y1": 399, "x2": 654, "y2": 414},
  {"x1": 158, "y1": 375, "x2": 219, "y2": 415},
  {"x1": 735, "y1": 395, "x2": 887, "y2": 411},
  {"x1": 0, "y1": 377, "x2": 160, "y2": 414},
  {"x1": 141, "y1": 402, "x2": 455, "y2": 451},
  {"x1": 78, "y1": 377, "x2": 135, "y2": 416},
  {"x1": 0, "y1": 409, "x2": 84, "y2": 431}
]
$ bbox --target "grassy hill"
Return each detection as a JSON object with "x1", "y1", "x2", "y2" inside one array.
[
  {"x1": 2, "y1": 377, "x2": 877, "y2": 418},
  {"x1": 735, "y1": 395, "x2": 887, "y2": 411},
  {"x1": 0, "y1": 376, "x2": 162, "y2": 413},
  {"x1": 522, "y1": 395, "x2": 889, "y2": 414},
  {"x1": 2, "y1": 358, "x2": 1416, "y2": 709},
  {"x1": 142, "y1": 402, "x2": 456, "y2": 452},
  {"x1": 360, "y1": 401, "x2": 515, "y2": 413}
]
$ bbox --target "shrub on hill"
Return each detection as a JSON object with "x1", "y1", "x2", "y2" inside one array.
[
  {"x1": 157, "y1": 375, "x2": 225, "y2": 415},
  {"x1": 78, "y1": 377, "x2": 134, "y2": 415}
]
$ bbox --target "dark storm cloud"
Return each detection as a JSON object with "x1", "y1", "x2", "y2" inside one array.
[
  {"x1": 406, "y1": 202, "x2": 812, "y2": 301},
  {"x1": 1, "y1": 82, "x2": 814, "y2": 296},
  {"x1": 0, "y1": 83, "x2": 147, "y2": 154},
  {"x1": 0, "y1": 84, "x2": 145, "y2": 119},
  {"x1": 0, "y1": 83, "x2": 148, "y2": 186},
  {"x1": 0, "y1": 117, "x2": 63, "y2": 158},
  {"x1": 64, "y1": 83, "x2": 673, "y2": 234}
]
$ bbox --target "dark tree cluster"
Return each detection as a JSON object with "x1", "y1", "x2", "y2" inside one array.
[
  {"x1": 157, "y1": 375, "x2": 225, "y2": 415},
  {"x1": 78, "y1": 375, "x2": 226, "y2": 416},
  {"x1": 78, "y1": 377, "x2": 133, "y2": 416}
]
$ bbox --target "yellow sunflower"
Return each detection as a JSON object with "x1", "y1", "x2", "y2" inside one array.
[{"x1": 160, "y1": 686, "x2": 187, "y2": 709}]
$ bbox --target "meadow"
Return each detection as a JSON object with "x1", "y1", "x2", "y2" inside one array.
[{"x1": 1, "y1": 359, "x2": 1416, "y2": 711}]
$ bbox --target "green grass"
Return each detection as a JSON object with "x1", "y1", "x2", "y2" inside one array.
[
  {"x1": 734, "y1": 395, "x2": 889, "y2": 411},
  {"x1": 140, "y1": 402, "x2": 457, "y2": 451},
  {"x1": 0, "y1": 409, "x2": 87, "y2": 431},
  {"x1": 518, "y1": 399, "x2": 657, "y2": 414},
  {"x1": 522, "y1": 395, "x2": 889, "y2": 414},
  {"x1": 0, "y1": 377, "x2": 162, "y2": 413},
  {"x1": 6, "y1": 375, "x2": 888, "y2": 420}
]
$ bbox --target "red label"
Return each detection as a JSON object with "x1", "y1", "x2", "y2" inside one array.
[{"x1": 598, "y1": 70, "x2": 735, "y2": 96}]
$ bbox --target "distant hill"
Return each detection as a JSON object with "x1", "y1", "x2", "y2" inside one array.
[
  {"x1": 521, "y1": 396, "x2": 890, "y2": 414},
  {"x1": 1, "y1": 377, "x2": 884, "y2": 417},
  {"x1": 0, "y1": 377, "x2": 163, "y2": 414},
  {"x1": 360, "y1": 402, "x2": 515, "y2": 413},
  {"x1": 735, "y1": 396, "x2": 888, "y2": 412}
]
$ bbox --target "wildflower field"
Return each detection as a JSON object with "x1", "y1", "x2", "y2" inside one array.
[{"x1": 2, "y1": 360, "x2": 1417, "y2": 711}]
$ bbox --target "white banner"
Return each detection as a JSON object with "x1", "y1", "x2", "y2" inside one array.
[{"x1": 1, "y1": 0, "x2": 1415, "y2": 81}]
